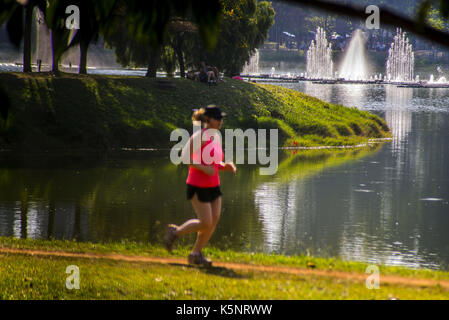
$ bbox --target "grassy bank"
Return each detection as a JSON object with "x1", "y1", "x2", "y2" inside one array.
[
  {"x1": 0, "y1": 72, "x2": 389, "y2": 152},
  {"x1": 0, "y1": 237, "x2": 448, "y2": 299}
]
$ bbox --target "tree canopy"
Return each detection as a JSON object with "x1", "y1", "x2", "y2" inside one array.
[
  {"x1": 208, "y1": 0, "x2": 274, "y2": 75},
  {"x1": 179, "y1": 0, "x2": 275, "y2": 76},
  {"x1": 103, "y1": 0, "x2": 224, "y2": 76},
  {"x1": 0, "y1": 0, "x2": 223, "y2": 75},
  {"x1": 105, "y1": 0, "x2": 274, "y2": 76},
  {"x1": 3, "y1": 0, "x2": 449, "y2": 77}
]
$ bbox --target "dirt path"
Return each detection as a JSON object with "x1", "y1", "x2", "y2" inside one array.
[{"x1": 1, "y1": 247, "x2": 449, "y2": 290}]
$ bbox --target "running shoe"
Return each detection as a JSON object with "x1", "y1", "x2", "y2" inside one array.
[
  {"x1": 163, "y1": 224, "x2": 178, "y2": 252},
  {"x1": 188, "y1": 252, "x2": 212, "y2": 267}
]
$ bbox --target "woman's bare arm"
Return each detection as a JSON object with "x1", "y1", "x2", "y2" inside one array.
[{"x1": 180, "y1": 130, "x2": 215, "y2": 176}]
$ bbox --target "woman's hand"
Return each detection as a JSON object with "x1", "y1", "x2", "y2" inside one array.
[{"x1": 224, "y1": 162, "x2": 236, "y2": 175}]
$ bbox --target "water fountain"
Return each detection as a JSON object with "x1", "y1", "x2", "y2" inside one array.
[
  {"x1": 242, "y1": 49, "x2": 259, "y2": 75},
  {"x1": 306, "y1": 27, "x2": 333, "y2": 79},
  {"x1": 386, "y1": 29, "x2": 414, "y2": 83},
  {"x1": 27, "y1": 7, "x2": 119, "y2": 73},
  {"x1": 34, "y1": 7, "x2": 52, "y2": 70},
  {"x1": 339, "y1": 29, "x2": 369, "y2": 81}
]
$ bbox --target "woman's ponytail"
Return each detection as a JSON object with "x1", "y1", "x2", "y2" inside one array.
[{"x1": 192, "y1": 108, "x2": 207, "y2": 123}]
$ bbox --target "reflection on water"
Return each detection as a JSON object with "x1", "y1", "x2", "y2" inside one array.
[
  {"x1": 254, "y1": 82, "x2": 449, "y2": 269},
  {"x1": 385, "y1": 86, "x2": 413, "y2": 157},
  {"x1": 1, "y1": 83, "x2": 449, "y2": 270},
  {"x1": 254, "y1": 181, "x2": 302, "y2": 253}
]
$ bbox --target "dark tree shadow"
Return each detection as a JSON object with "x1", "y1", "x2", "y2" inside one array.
[
  {"x1": 0, "y1": 85, "x2": 10, "y2": 122},
  {"x1": 166, "y1": 262, "x2": 250, "y2": 279},
  {"x1": 202, "y1": 265, "x2": 250, "y2": 279}
]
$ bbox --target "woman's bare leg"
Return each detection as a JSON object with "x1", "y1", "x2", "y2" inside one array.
[
  {"x1": 193, "y1": 196, "x2": 221, "y2": 252},
  {"x1": 175, "y1": 194, "x2": 212, "y2": 253},
  {"x1": 191, "y1": 195, "x2": 214, "y2": 253}
]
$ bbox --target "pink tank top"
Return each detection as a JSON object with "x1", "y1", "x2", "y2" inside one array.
[{"x1": 186, "y1": 129, "x2": 223, "y2": 188}]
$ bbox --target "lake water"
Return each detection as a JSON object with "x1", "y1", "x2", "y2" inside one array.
[{"x1": 0, "y1": 82, "x2": 448, "y2": 271}]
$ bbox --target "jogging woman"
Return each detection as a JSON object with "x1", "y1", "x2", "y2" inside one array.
[{"x1": 164, "y1": 105, "x2": 236, "y2": 266}]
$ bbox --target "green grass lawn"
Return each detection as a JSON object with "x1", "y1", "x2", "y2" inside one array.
[
  {"x1": 1, "y1": 237, "x2": 448, "y2": 300},
  {"x1": 0, "y1": 73, "x2": 390, "y2": 152},
  {"x1": 3, "y1": 253, "x2": 448, "y2": 300}
]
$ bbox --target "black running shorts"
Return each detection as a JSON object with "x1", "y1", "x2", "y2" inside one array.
[{"x1": 186, "y1": 184, "x2": 222, "y2": 202}]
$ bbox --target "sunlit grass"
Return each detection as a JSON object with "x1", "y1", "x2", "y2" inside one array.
[
  {"x1": 0, "y1": 237, "x2": 448, "y2": 300},
  {"x1": 0, "y1": 72, "x2": 389, "y2": 151},
  {"x1": 1, "y1": 237, "x2": 448, "y2": 281}
]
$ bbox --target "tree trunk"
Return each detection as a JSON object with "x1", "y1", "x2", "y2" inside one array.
[
  {"x1": 51, "y1": 31, "x2": 60, "y2": 74},
  {"x1": 146, "y1": 46, "x2": 161, "y2": 77},
  {"x1": 23, "y1": 4, "x2": 33, "y2": 73},
  {"x1": 79, "y1": 41, "x2": 88, "y2": 74},
  {"x1": 175, "y1": 34, "x2": 185, "y2": 78}
]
